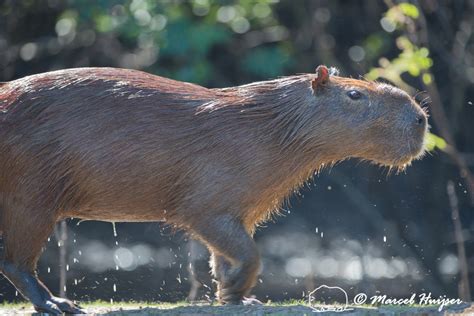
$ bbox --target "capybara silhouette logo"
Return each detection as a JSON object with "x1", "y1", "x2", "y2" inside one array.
[{"x1": 308, "y1": 285, "x2": 353, "y2": 312}]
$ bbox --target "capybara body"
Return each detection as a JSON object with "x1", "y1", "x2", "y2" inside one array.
[{"x1": 0, "y1": 66, "x2": 427, "y2": 313}]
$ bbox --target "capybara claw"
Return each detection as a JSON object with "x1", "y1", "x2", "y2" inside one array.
[
  {"x1": 34, "y1": 297, "x2": 85, "y2": 315},
  {"x1": 50, "y1": 296, "x2": 85, "y2": 314},
  {"x1": 34, "y1": 301, "x2": 62, "y2": 315},
  {"x1": 242, "y1": 296, "x2": 263, "y2": 306},
  {"x1": 221, "y1": 296, "x2": 263, "y2": 306}
]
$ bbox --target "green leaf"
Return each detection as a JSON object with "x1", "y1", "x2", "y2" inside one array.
[
  {"x1": 425, "y1": 133, "x2": 447, "y2": 152},
  {"x1": 399, "y1": 3, "x2": 419, "y2": 19}
]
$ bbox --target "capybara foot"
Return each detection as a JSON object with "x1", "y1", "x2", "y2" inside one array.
[
  {"x1": 33, "y1": 299, "x2": 63, "y2": 314},
  {"x1": 221, "y1": 296, "x2": 263, "y2": 306},
  {"x1": 242, "y1": 296, "x2": 263, "y2": 305},
  {"x1": 34, "y1": 296, "x2": 84, "y2": 314},
  {"x1": 52, "y1": 296, "x2": 84, "y2": 314}
]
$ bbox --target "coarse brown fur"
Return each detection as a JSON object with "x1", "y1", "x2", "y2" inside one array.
[{"x1": 0, "y1": 67, "x2": 427, "y2": 312}]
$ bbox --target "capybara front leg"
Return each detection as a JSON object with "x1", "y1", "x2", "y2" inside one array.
[
  {"x1": 0, "y1": 209, "x2": 84, "y2": 314},
  {"x1": 1, "y1": 262, "x2": 83, "y2": 314},
  {"x1": 194, "y1": 215, "x2": 261, "y2": 305},
  {"x1": 210, "y1": 253, "x2": 263, "y2": 305}
]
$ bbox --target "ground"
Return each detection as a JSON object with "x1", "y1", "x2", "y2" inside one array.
[{"x1": 0, "y1": 301, "x2": 473, "y2": 315}]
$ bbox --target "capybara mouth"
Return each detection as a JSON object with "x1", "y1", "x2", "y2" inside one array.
[{"x1": 381, "y1": 132, "x2": 427, "y2": 170}]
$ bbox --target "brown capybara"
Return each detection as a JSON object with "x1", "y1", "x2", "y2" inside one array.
[{"x1": 0, "y1": 66, "x2": 427, "y2": 313}]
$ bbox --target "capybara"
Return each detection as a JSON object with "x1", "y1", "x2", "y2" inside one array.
[{"x1": 0, "y1": 66, "x2": 427, "y2": 313}]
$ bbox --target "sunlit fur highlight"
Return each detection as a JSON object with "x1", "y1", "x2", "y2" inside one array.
[{"x1": 0, "y1": 67, "x2": 428, "y2": 308}]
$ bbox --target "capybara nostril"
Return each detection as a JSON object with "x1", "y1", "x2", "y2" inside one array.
[{"x1": 415, "y1": 114, "x2": 427, "y2": 128}]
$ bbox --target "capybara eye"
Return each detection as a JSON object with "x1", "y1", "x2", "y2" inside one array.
[{"x1": 347, "y1": 90, "x2": 362, "y2": 100}]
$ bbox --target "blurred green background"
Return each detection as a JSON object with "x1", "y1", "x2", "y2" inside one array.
[{"x1": 0, "y1": 0, "x2": 473, "y2": 305}]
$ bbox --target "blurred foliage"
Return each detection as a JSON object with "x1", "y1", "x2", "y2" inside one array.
[
  {"x1": 425, "y1": 132, "x2": 447, "y2": 152},
  {"x1": 30, "y1": 0, "x2": 290, "y2": 84}
]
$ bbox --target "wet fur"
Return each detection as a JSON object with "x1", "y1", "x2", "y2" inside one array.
[{"x1": 0, "y1": 67, "x2": 427, "y2": 309}]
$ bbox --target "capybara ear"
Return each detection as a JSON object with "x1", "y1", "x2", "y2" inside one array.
[{"x1": 311, "y1": 65, "x2": 330, "y2": 92}]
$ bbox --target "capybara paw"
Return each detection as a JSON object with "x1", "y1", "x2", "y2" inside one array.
[
  {"x1": 50, "y1": 296, "x2": 85, "y2": 314},
  {"x1": 242, "y1": 296, "x2": 263, "y2": 306},
  {"x1": 218, "y1": 291, "x2": 242, "y2": 305},
  {"x1": 35, "y1": 297, "x2": 84, "y2": 314},
  {"x1": 34, "y1": 300, "x2": 63, "y2": 314},
  {"x1": 221, "y1": 296, "x2": 263, "y2": 306}
]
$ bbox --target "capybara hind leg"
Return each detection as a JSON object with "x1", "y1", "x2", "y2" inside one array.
[
  {"x1": 194, "y1": 215, "x2": 261, "y2": 305},
  {"x1": 0, "y1": 211, "x2": 84, "y2": 314}
]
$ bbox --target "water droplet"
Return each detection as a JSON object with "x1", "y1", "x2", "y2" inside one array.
[
  {"x1": 112, "y1": 222, "x2": 118, "y2": 237},
  {"x1": 383, "y1": 235, "x2": 387, "y2": 243},
  {"x1": 113, "y1": 284, "x2": 117, "y2": 292}
]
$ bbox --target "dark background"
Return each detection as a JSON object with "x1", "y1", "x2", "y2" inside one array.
[{"x1": 0, "y1": 0, "x2": 473, "y2": 304}]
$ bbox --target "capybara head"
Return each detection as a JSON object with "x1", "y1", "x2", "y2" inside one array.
[{"x1": 307, "y1": 65, "x2": 428, "y2": 169}]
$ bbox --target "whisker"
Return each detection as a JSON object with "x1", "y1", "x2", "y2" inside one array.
[{"x1": 413, "y1": 90, "x2": 426, "y2": 99}]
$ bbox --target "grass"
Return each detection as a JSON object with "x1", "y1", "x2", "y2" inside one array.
[{"x1": 0, "y1": 299, "x2": 471, "y2": 315}]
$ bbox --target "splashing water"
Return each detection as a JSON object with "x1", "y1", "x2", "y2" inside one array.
[{"x1": 112, "y1": 222, "x2": 118, "y2": 237}]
